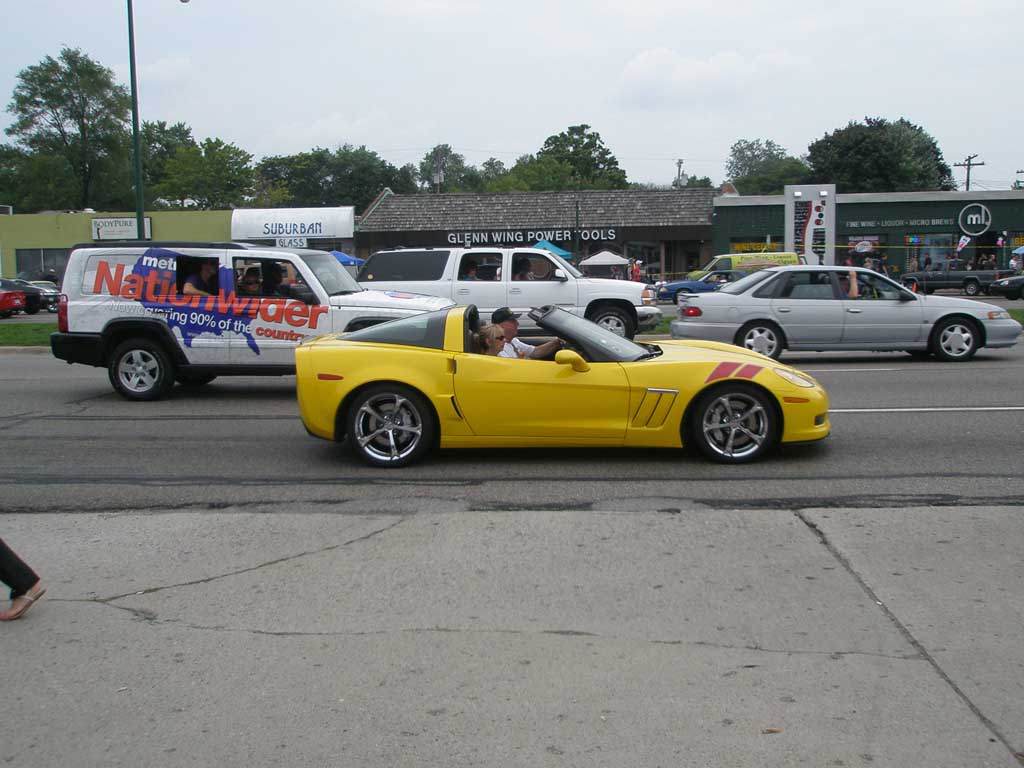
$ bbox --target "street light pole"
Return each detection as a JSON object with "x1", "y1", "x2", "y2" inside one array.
[{"x1": 126, "y1": 0, "x2": 146, "y2": 240}]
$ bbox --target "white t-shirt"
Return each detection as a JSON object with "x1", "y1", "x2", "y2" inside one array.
[{"x1": 497, "y1": 337, "x2": 537, "y2": 359}]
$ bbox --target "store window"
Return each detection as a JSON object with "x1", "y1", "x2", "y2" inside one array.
[
  {"x1": 16, "y1": 248, "x2": 70, "y2": 283},
  {"x1": 905, "y1": 234, "x2": 952, "y2": 272}
]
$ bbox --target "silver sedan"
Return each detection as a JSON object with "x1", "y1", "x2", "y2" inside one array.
[{"x1": 670, "y1": 265, "x2": 1022, "y2": 361}]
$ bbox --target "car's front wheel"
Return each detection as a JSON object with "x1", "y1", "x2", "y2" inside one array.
[
  {"x1": 345, "y1": 384, "x2": 435, "y2": 468},
  {"x1": 734, "y1": 321, "x2": 784, "y2": 360},
  {"x1": 108, "y1": 338, "x2": 176, "y2": 400},
  {"x1": 930, "y1": 317, "x2": 979, "y2": 362},
  {"x1": 687, "y1": 383, "x2": 779, "y2": 463},
  {"x1": 963, "y1": 279, "x2": 981, "y2": 296}
]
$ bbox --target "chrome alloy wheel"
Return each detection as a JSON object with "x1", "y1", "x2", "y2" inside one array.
[
  {"x1": 938, "y1": 322, "x2": 975, "y2": 359},
  {"x1": 117, "y1": 349, "x2": 161, "y2": 394},
  {"x1": 353, "y1": 392, "x2": 424, "y2": 463},
  {"x1": 700, "y1": 392, "x2": 770, "y2": 460},
  {"x1": 742, "y1": 326, "x2": 779, "y2": 358}
]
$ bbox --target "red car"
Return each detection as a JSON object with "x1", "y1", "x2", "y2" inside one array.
[{"x1": 0, "y1": 289, "x2": 26, "y2": 318}]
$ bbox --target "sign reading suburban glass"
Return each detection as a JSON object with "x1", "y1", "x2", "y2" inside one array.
[
  {"x1": 446, "y1": 228, "x2": 617, "y2": 246},
  {"x1": 92, "y1": 217, "x2": 152, "y2": 240},
  {"x1": 230, "y1": 207, "x2": 354, "y2": 241}
]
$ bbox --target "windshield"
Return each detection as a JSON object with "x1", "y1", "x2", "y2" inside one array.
[
  {"x1": 717, "y1": 270, "x2": 776, "y2": 295},
  {"x1": 550, "y1": 253, "x2": 582, "y2": 278},
  {"x1": 301, "y1": 251, "x2": 363, "y2": 295},
  {"x1": 534, "y1": 306, "x2": 649, "y2": 362}
]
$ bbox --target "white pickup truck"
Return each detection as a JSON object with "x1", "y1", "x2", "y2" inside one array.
[{"x1": 357, "y1": 247, "x2": 660, "y2": 338}]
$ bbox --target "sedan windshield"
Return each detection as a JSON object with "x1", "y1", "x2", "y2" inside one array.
[{"x1": 717, "y1": 270, "x2": 776, "y2": 295}]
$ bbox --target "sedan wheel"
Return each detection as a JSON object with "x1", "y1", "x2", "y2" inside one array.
[
  {"x1": 736, "y1": 322, "x2": 783, "y2": 360},
  {"x1": 931, "y1": 317, "x2": 979, "y2": 362},
  {"x1": 346, "y1": 384, "x2": 435, "y2": 468},
  {"x1": 689, "y1": 384, "x2": 778, "y2": 463}
]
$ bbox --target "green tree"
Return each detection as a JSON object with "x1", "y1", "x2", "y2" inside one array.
[
  {"x1": 156, "y1": 138, "x2": 254, "y2": 209},
  {"x1": 142, "y1": 121, "x2": 196, "y2": 204},
  {"x1": 0, "y1": 144, "x2": 80, "y2": 212},
  {"x1": 5, "y1": 48, "x2": 131, "y2": 209},
  {"x1": 726, "y1": 139, "x2": 789, "y2": 180},
  {"x1": 487, "y1": 154, "x2": 575, "y2": 192},
  {"x1": 480, "y1": 158, "x2": 507, "y2": 185},
  {"x1": 418, "y1": 144, "x2": 484, "y2": 192},
  {"x1": 536, "y1": 124, "x2": 628, "y2": 189},
  {"x1": 806, "y1": 117, "x2": 955, "y2": 192}
]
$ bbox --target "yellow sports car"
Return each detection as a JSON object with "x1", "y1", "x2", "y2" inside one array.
[{"x1": 296, "y1": 305, "x2": 830, "y2": 467}]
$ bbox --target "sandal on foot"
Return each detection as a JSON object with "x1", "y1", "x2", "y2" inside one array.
[{"x1": 0, "y1": 584, "x2": 46, "y2": 621}]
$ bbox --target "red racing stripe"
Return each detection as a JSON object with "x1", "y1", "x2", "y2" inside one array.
[
  {"x1": 705, "y1": 361, "x2": 742, "y2": 382},
  {"x1": 735, "y1": 364, "x2": 763, "y2": 379}
]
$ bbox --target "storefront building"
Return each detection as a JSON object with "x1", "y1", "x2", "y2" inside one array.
[
  {"x1": 355, "y1": 188, "x2": 715, "y2": 279},
  {"x1": 0, "y1": 207, "x2": 355, "y2": 282},
  {"x1": 713, "y1": 190, "x2": 1024, "y2": 275}
]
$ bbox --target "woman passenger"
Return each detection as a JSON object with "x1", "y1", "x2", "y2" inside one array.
[{"x1": 472, "y1": 323, "x2": 506, "y2": 355}]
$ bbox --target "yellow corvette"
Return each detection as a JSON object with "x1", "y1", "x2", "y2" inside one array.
[{"x1": 296, "y1": 305, "x2": 830, "y2": 467}]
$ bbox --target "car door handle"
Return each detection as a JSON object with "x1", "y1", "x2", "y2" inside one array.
[
  {"x1": 776, "y1": 307, "x2": 791, "y2": 313},
  {"x1": 847, "y1": 308, "x2": 863, "y2": 313},
  {"x1": 456, "y1": 288, "x2": 470, "y2": 295},
  {"x1": 509, "y1": 288, "x2": 522, "y2": 294}
]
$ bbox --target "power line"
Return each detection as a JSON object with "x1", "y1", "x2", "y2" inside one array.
[{"x1": 954, "y1": 154, "x2": 984, "y2": 191}]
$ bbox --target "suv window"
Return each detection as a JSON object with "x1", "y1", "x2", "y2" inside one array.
[
  {"x1": 458, "y1": 252, "x2": 502, "y2": 282},
  {"x1": 513, "y1": 252, "x2": 560, "y2": 281},
  {"x1": 359, "y1": 250, "x2": 450, "y2": 282}
]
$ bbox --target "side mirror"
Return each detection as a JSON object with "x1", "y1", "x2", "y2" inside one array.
[
  {"x1": 552, "y1": 268, "x2": 568, "y2": 282},
  {"x1": 899, "y1": 291, "x2": 916, "y2": 302},
  {"x1": 555, "y1": 349, "x2": 590, "y2": 372},
  {"x1": 285, "y1": 283, "x2": 318, "y2": 305}
]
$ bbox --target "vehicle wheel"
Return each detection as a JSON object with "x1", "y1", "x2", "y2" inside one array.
[
  {"x1": 25, "y1": 305, "x2": 40, "y2": 315},
  {"x1": 0, "y1": 311, "x2": 11, "y2": 319},
  {"x1": 108, "y1": 338, "x2": 176, "y2": 401},
  {"x1": 587, "y1": 305, "x2": 635, "y2": 338},
  {"x1": 930, "y1": 317, "x2": 979, "y2": 362},
  {"x1": 734, "y1": 321, "x2": 784, "y2": 360},
  {"x1": 963, "y1": 280, "x2": 981, "y2": 296},
  {"x1": 345, "y1": 384, "x2": 435, "y2": 468},
  {"x1": 176, "y1": 373, "x2": 217, "y2": 387},
  {"x1": 687, "y1": 383, "x2": 779, "y2": 463},
  {"x1": 1016, "y1": 291, "x2": 1024, "y2": 301}
]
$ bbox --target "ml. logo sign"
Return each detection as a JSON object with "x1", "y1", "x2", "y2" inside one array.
[{"x1": 958, "y1": 203, "x2": 992, "y2": 236}]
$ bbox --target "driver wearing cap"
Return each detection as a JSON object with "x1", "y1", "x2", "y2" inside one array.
[{"x1": 491, "y1": 307, "x2": 563, "y2": 360}]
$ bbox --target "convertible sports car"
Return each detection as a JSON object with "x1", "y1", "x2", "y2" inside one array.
[{"x1": 296, "y1": 305, "x2": 830, "y2": 467}]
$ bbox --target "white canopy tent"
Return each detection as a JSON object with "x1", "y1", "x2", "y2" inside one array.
[{"x1": 578, "y1": 250, "x2": 629, "y2": 266}]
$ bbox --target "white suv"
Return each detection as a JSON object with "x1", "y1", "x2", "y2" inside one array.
[
  {"x1": 358, "y1": 247, "x2": 660, "y2": 338},
  {"x1": 52, "y1": 242, "x2": 453, "y2": 400}
]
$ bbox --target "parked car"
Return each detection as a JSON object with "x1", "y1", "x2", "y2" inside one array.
[
  {"x1": 685, "y1": 252, "x2": 803, "y2": 279},
  {"x1": 0, "y1": 288, "x2": 26, "y2": 318},
  {"x1": 30, "y1": 280, "x2": 60, "y2": 312},
  {"x1": 296, "y1": 304, "x2": 830, "y2": 467},
  {"x1": 51, "y1": 242, "x2": 454, "y2": 400},
  {"x1": 670, "y1": 265, "x2": 1022, "y2": 362},
  {"x1": 358, "y1": 247, "x2": 660, "y2": 338},
  {"x1": 0, "y1": 278, "x2": 55, "y2": 314},
  {"x1": 988, "y1": 274, "x2": 1024, "y2": 300},
  {"x1": 657, "y1": 270, "x2": 747, "y2": 303},
  {"x1": 901, "y1": 258, "x2": 1012, "y2": 296}
]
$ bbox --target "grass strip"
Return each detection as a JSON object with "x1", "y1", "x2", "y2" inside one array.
[{"x1": 0, "y1": 322, "x2": 57, "y2": 347}]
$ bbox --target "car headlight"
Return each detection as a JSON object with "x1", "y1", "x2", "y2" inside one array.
[
  {"x1": 772, "y1": 367, "x2": 817, "y2": 388},
  {"x1": 987, "y1": 310, "x2": 1010, "y2": 320},
  {"x1": 996, "y1": 280, "x2": 1009, "y2": 286}
]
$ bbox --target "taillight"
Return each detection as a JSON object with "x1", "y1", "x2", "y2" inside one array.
[
  {"x1": 681, "y1": 306, "x2": 703, "y2": 317},
  {"x1": 57, "y1": 294, "x2": 68, "y2": 333}
]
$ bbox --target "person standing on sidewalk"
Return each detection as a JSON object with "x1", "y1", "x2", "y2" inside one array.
[{"x1": 0, "y1": 537, "x2": 45, "y2": 621}]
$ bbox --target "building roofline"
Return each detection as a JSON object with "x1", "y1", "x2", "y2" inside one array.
[{"x1": 715, "y1": 189, "x2": 1024, "y2": 207}]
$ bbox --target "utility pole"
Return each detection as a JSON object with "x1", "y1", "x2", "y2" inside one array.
[
  {"x1": 432, "y1": 148, "x2": 445, "y2": 193},
  {"x1": 674, "y1": 158, "x2": 688, "y2": 188},
  {"x1": 954, "y1": 154, "x2": 984, "y2": 191}
]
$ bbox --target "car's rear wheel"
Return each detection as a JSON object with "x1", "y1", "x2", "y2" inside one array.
[
  {"x1": 735, "y1": 321, "x2": 784, "y2": 360},
  {"x1": 930, "y1": 317, "x2": 979, "y2": 362},
  {"x1": 587, "y1": 305, "x2": 635, "y2": 338},
  {"x1": 688, "y1": 383, "x2": 779, "y2": 463},
  {"x1": 108, "y1": 338, "x2": 176, "y2": 400},
  {"x1": 346, "y1": 384, "x2": 435, "y2": 468}
]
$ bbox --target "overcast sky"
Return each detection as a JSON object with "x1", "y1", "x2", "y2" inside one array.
[{"x1": 3, "y1": 0, "x2": 1021, "y2": 191}]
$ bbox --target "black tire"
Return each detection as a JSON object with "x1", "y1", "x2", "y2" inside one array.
[
  {"x1": 587, "y1": 305, "x2": 636, "y2": 338},
  {"x1": 345, "y1": 383, "x2": 436, "y2": 468},
  {"x1": 108, "y1": 338, "x2": 176, "y2": 401},
  {"x1": 687, "y1": 383, "x2": 780, "y2": 463},
  {"x1": 1016, "y1": 291, "x2": 1024, "y2": 301},
  {"x1": 963, "y1": 280, "x2": 981, "y2": 297},
  {"x1": 734, "y1": 321, "x2": 785, "y2": 360},
  {"x1": 929, "y1": 317, "x2": 980, "y2": 362},
  {"x1": 176, "y1": 373, "x2": 217, "y2": 387},
  {"x1": 25, "y1": 304, "x2": 40, "y2": 315}
]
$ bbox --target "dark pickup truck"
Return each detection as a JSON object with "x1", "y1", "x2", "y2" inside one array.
[{"x1": 901, "y1": 259, "x2": 1013, "y2": 296}]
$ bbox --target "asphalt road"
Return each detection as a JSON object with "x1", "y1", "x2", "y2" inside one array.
[{"x1": 2, "y1": 343, "x2": 1024, "y2": 767}]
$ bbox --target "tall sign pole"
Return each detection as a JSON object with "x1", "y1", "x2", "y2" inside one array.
[{"x1": 127, "y1": 0, "x2": 146, "y2": 240}]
